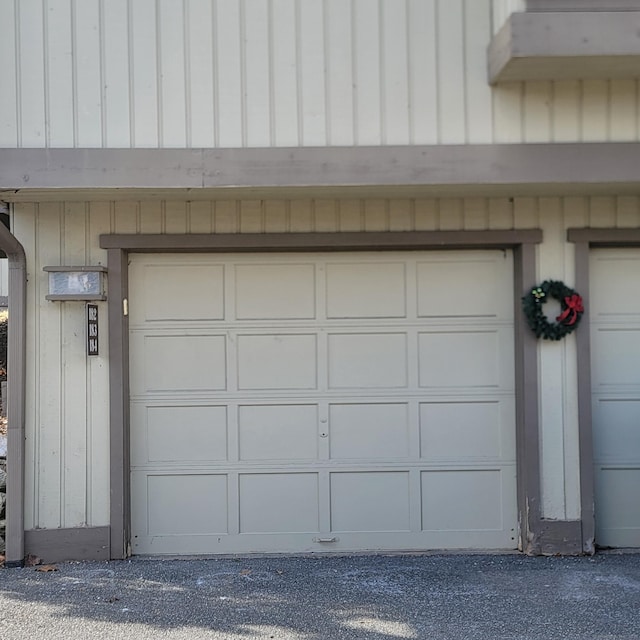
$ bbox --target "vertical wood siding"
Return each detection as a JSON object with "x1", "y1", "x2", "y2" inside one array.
[
  {"x1": 14, "y1": 195, "x2": 640, "y2": 529},
  {"x1": 492, "y1": 0, "x2": 525, "y2": 34},
  {"x1": 0, "y1": 259, "x2": 8, "y2": 298},
  {"x1": 3, "y1": 0, "x2": 637, "y2": 148}
]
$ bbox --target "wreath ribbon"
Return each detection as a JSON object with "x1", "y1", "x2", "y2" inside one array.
[{"x1": 556, "y1": 294, "x2": 584, "y2": 326}]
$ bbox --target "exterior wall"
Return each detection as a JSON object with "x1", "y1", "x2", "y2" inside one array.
[
  {"x1": 493, "y1": 0, "x2": 525, "y2": 33},
  {"x1": 13, "y1": 195, "x2": 640, "y2": 531},
  {"x1": 0, "y1": 259, "x2": 8, "y2": 298},
  {"x1": 2, "y1": 0, "x2": 639, "y2": 149}
]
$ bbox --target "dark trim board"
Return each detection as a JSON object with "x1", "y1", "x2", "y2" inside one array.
[
  {"x1": 100, "y1": 228, "x2": 581, "y2": 557},
  {"x1": 99, "y1": 230, "x2": 543, "y2": 252},
  {"x1": 25, "y1": 527, "x2": 111, "y2": 563},
  {"x1": 535, "y1": 521, "x2": 583, "y2": 556},
  {"x1": 489, "y1": 11, "x2": 640, "y2": 83},
  {"x1": 567, "y1": 228, "x2": 640, "y2": 246},
  {"x1": 0, "y1": 218, "x2": 27, "y2": 567},
  {"x1": 3, "y1": 145, "x2": 640, "y2": 198}
]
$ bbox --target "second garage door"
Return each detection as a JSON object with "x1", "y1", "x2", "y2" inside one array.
[
  {"x1": 591, "y1": 248, "x2": 640, "y2": 548},
  {"x1": 129, "y1": 250, "x2": 517, "y2": 555}
]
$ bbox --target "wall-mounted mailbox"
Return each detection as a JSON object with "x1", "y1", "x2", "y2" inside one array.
[{"x1": 44, "y1": 266, "x2": 107, "y2": 301}]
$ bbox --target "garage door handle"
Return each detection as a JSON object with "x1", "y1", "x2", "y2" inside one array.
[{"x1": 313, "y1": 537, "x2": 338, "y2": 543}]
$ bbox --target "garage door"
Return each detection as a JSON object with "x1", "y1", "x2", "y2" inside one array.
[
  {"x1": 129, "y1": 250, "x2": 517, "y2": 555},
  {"x1": 591, "y1": 248, "x2": 640, "y2": 548}
]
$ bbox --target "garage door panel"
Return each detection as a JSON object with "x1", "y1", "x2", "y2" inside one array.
[
  {"x1": 239, "y1": 473, "x2": 320, "y2": 533},
  {"x1": 417, "y1": 253, "x2": 513, "y2": 320},
  {"x1": 328, "y1": 333, "x2": 408, "y2": 389},
  {"x1": 591, "y1": 253, "x2": 640, "y2": 318},
  {"x1": 326, "y1": 262, "x2": 407, "y2": 318},
  {"x1": 134, "y1": 263, "x2": 225, "y2": 323},
  {"x1": 237, "y1": 334, "x2": 317, "y2": 390},
  {"x1": 238, "y1": 404, "x2": 318, "y2": 461},
  {"x1": 141, "y1": 473, "x2": 229, "y2": 536},
  {"x1": 131, "y1": 334, "x2": 227, "y2": 394},
  {"x1": 595, "y1": 468, "x2": 640, "y2": 545},
  {"x1": 328, "y1": 403, "x2": 410, "y2": 459},
  {"x1": 235, "y1": 264, "x2": 316, "y2": 320},
  {"x1": 330, "y1": 472, "x2": 411, "y2": 532},
  {"x1": 130, "y1": 405, "x2": 228, "y2": 464},
  {"x1": 421, "y1": 470, "x2": 507, "y2": 532},
  {"x1": 593, "y1": 399, "x2": 640, "y2": 462},
  {"x1": 418, "y1": 329, "x2": 513, "y2": 390},
  {"x1": 420, "y1": 401, "x2": 507, "y2": 461},
  {"x1": 592, "y1": 328, "x2": 640, "y2": 388}
]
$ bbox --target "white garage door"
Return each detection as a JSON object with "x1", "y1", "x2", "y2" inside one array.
[
  {"x1": 591, "y1": 248, "x2": 640, "y2": 548},
  {"x1": 129, "y1": 250, "x2": 517, "y2": 555}
]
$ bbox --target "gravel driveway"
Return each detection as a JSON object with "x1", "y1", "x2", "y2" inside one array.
[{"x1": 1, "y1": 552, "x2": 639, "y2": 639}]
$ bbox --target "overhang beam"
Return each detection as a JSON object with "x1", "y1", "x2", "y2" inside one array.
[{"x1": 1, "y1": 144, "x2": 640, "y2": 201}]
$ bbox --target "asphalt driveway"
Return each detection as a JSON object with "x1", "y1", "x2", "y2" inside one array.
[{"x1": 1, "y1": 552, "x2": 639, "y2": 639}]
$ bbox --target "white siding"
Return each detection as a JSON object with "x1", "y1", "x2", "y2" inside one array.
[
  {"x1": 492, "y1": 0, "x2": 526, "y2": 34},
  {"x1": 3, "y1": 0, "x2": 637, "y2": 148},
  {"x1": 13, "y1": 194, "x2": 640, "y2": 530},
  {"x1": 0, "y1": 259, "x2": 8, "y2": 298}
]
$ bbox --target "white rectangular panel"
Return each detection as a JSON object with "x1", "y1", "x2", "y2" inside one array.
[
  {"x1": 417, "y1": 253, "x2": 512, "y2": 319},
  {"x1": 140, "y1": 335, "x2": 227, "y2": 393},
  {"x1": 596, "y1": 468, "x2": 640, "y2": 532},
  {"x1": 238, "y1": 404, "x2": 318, "y2": 460},
  {"x1": 593, "y1": 399, "x2": 640, "y2": 463},
  {"x1": 328, "y1": 333, "x2": 407, "y2": 389},
  {"x1": 421, "y1": 470, "x2": 504, "y2": 531},
  {"x1": 137, "y1": 264, "x2": 225, "y2": 322},
  {"x1": 235, "y1": 264, "x2": 316, "y2": 319},
  {"x1": 329, "y1": 404, "x2": 410, "y2": 459},
  {"x1": 591, "y1": 252, "x2": 640, "y2": 318},
  {"x1": 326, "y1": 263, "x2": 406, "y2": 318},
  {"x1": 237, "y1": 334, "x2": 317, "y2": 390},
  {"x1": 592, "y1": 328, "x2": 640, "y2": 388},
  {"x1": 420, "y1": 402, "x2": 503, "y2": 461},
  {"x1": 146, "y1": 405, "x2": 228, "y2": 463},
  {"x1": 331, "y1": 472, "x2": 410, "y2": 532},
  {"x1": 146, "y1": 474, "x2": 228, "y2": 535},
  {"x1": 239, "y1": 473, "x2": 319, "y2": 533},
  {"x1": 419, "y1": 330, "x2": 510, "y2": 389}
]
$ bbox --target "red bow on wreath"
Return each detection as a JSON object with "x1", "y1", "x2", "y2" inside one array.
[{"x1": 556, "y1": 294, "x2": 584, "y2": 326}]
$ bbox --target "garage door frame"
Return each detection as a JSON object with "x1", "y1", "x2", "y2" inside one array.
[
  {"x1": 568, "y1": 227, "x2": 640, "y2": 552},
  {"x1": 100, "y1": 228, "x2": 563, "y2": 558}
]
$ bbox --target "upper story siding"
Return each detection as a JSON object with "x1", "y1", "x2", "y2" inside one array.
[
  {"x1": 1, "y1": 0, "x2": 638, "y2": 149},
  {"x1": 492, "y1": 0, "x2": 525, "y2": 34}
]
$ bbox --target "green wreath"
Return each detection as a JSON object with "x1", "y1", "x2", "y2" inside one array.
[{"x1": 522, "y1": 280, "x2": 584, "y2": 341}]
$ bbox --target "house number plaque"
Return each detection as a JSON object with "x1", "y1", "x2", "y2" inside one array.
[{"x1": 87, "y1": 304, "x2": 99, "y2": 356}]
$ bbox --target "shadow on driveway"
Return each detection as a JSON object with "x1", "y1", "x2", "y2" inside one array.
[{"x1": 1, "y1": 553, "x2": 640, "y2": 639}]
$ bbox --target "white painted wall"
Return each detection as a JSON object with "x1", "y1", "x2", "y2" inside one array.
[
  {"x1": 13, "y1": 195, "x2": 640, "y2": 530},
  {"x1": 1, "y1": 0, "x2": 638, "y2": 148},
  {"x1": 493, "y1": 0, "x2": 526, "y2": 34},
  {"x1": 0, "y1": 259, "x2": 8, "y2": 298}
]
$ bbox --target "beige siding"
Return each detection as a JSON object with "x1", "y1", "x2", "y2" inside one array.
[
  {"x1": 3, "y1": 0, "x2": 637, "y2": 148},
  {"x1": 492, "y1": 0, "x2": 525, "y2": 34},
  {"x1": 13, "y1": 194, "x2": 640, "y2": 529}
]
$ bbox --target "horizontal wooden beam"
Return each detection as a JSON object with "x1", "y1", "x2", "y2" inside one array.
[
  {"x1": 100, "y1": 230, "x2": 543, "y2": 252},
  {"x1": 1, "y1": 145, "x2": 639, "y2": 200},
  {"x1": 567, "y1": 228, "x2": 640, "y2": 245},
  {"x1": 489, "y1": 11, "x2": 640, "y2": 83}
]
